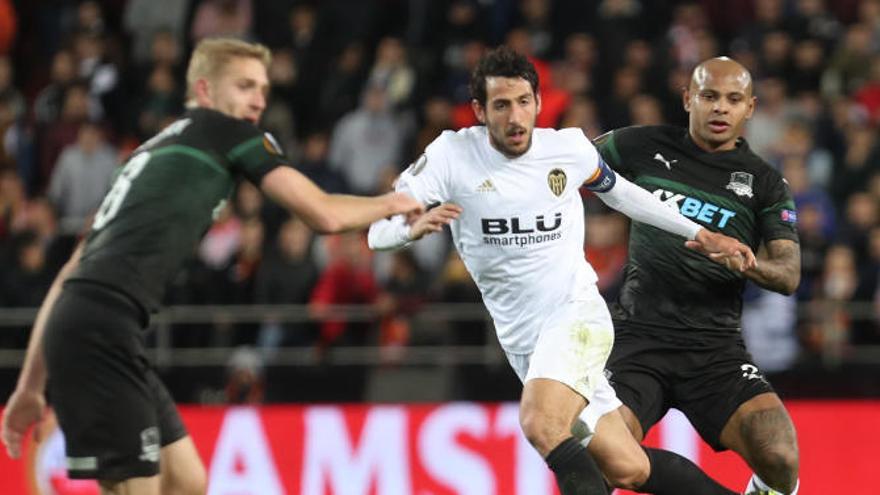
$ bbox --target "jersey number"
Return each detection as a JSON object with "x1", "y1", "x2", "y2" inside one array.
[{"x1": 93, "y1": 152, "x2": 151, "y2": 230}]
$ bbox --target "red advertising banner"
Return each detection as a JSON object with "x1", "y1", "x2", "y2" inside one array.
[{"x1": 1, "y1": 400, "x2": 876, "y2": 494}]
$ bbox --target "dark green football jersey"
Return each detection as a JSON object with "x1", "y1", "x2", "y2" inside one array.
[
  {"x1": 68, "y1": 108, "x2": 288, "y2": 313},
  {"x1": 594, "y1": 125, "x2": 799, "y2": 334}
]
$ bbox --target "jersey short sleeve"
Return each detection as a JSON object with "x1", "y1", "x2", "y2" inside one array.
[
  {"x1": 394, "y1": 131, "x2": 453, "y2": 203},
  {"x1": 757, "y1": 171, "x2": 799, "y2": 243},
  {"x1": 212, "y1": 115, "x2": 289, "y2": 184}
]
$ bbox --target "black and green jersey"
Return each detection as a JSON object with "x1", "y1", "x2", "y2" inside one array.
[
  {"x1": 68, "y1": 108, "x2": 288, "y2": 313},
  {"x1": 594, "y1": 125, "x2": 798, "y2": 334}
]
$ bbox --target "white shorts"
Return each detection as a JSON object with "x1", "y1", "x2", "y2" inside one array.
[{"x1": 504, "y1": 285, "x2": 622, "y2": 438}]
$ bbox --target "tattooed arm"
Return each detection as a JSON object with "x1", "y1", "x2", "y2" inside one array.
[{"x1": 743, "y1": 239, "x2": 801, "y2": 295}]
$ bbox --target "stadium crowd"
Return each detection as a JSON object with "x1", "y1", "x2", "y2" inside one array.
[{"x1": 0, "y1": 0, "x2": 878, "y2": 386}]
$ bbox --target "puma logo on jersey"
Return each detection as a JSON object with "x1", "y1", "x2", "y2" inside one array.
[
  {"x1": 476, "y1": 179, "x2": 496, "y2": 192},
  {"x1": 653, "y1": 152, "x2": 677, "y2": 170}
]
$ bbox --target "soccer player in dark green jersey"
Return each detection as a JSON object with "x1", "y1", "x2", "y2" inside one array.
[
  {"x1": 593, "y1": 57, "x2": 801, "y2": 495},
  {"x1": 1, "y1": 38, "x2": 422, "y2": 495}
]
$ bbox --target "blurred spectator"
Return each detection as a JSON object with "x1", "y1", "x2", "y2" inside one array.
[
  {"x1": 47, "y1": 120, "x2": 118, "y2": 234},
  {"x1": 0, "y1": 168, "x2": 29, "y2": 242},
  {"x1": 830, "y1": 125, "x2": 876, "y2": 208},
  {"x1": 559, "y1": 95, "x2": 603, "y2": 139},
  {"x1": 789, "y1": 39, "x2": 825, "y2": 95},
  {"x1": 666, "y1": 2, "x2": 712, "y2": 70},
  {"x1": 38, "y1": 84, "x2": 95, "y2": 189},
  {"x1": 0, "y1": 56, "x2": 24, "y2": 120},
  {"x1": 310, "y1": 233, "x2": 380, "y2": 348},
  {"x1": 599, "y1": 65, "x2": 642, "y2": 130},
  {"x1": 584, "y1": 211, "x2": 628, "y2": 300},
  {"x1": 33, "y1": 50, "x2": 77, "y2": 126},
  {"x1": 317, "y1": 42, "x2": 368, "y2": 130},
  {"x1": 377, "y1": 250, "x2": 430, "y2": 349},
  {"x1": 629, "y1": 94, "x2": 665, "y2": 126},
  {"x1": 261, "y1": 48, "x2": 298, "y2": 150},
  {"x1": 788, "y1": 0, "x2": 842, "y2": 46},
  {"x1": 0, "y1": 93, "x2": 34, "y2": 193},
  {"x1": 329, "y1": 84, "x2": 405, "y2": 195},
  {"x1": 757, "y1": 30, "x2": 792, "y2": 79},
  {"x1": 133, "y1": 64, "x2": 184, "y2": 140},
  {"x1": 191, "y1": 0, "x2": 253, "y2": 42},
  {"x1": 434, "y1": 250, "x2": 484, "y2": 345},
  {"x1": 658, "y1": 66, "x2": 690, "y2": 126},
  {"x1": 224, "y1": 346, "x2": 265, "y2": 404},
  {"x1": 296, "y1": 132, "x2": 348, "y2": 194},
  {"x1": 742, "y1": 282, "x2": 799, "y2": 372},
  {"x1": 745, "y1": 77, "x2": 791, "y2": 158},
  {"x1": 123, "y1": 0, "x2": 189, "y2": 65},
  {"x1": 72, "y1": 31, "x2": 122, "y2": 124},
  {"x1": 412, "y1": 96, "x2": 453, "y2": 161},
  {"x1": 254, "y1": 217, "x2": 320, "y2": 348},
  {"x1": 803, "y1": 244, "x2": 859, "y2": 355},
  {"x1": 771, "y1": 119, "x2": 833, "y2": 188},
  {"x1": 853, "y1": 54, "x2": 880, "y2": 125},
  {"x1": 838, "y1": 191, "x2": 879, "y2": 266},
  {"x1": 517, "y1": 0, "x2": 554, "y2": 59},
  {"x1": 22, "y1": 197, "x2": 73, "y2": 274},
  {"x1": 822, "y1": 23, "x2": 875, "y2": 96},
  {"x1": 796, "y1": 202, "x2": 833, "y2": 301},
  {"x1": 0, "y1": 230, "x2": 53, "y2": 309},
  {"x1": 368, "y1": 37, "x2": 416, "y2": 111}
]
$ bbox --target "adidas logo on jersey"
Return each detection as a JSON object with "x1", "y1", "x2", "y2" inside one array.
[{"x1": 476, "y1": 179, "x2": 496, "y2": 192}]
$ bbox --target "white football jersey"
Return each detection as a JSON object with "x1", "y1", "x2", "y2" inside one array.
[{"x1": 397, "y1": 126, "x2": 604, "y2": 353}]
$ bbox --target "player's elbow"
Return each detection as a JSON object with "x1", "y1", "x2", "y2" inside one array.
[
  {"x1": 309, "y1": 215, "x2": 345, "y2": 234},
  {"x1": 780, "y1": 273, "x2": 800, "y2": 296}
]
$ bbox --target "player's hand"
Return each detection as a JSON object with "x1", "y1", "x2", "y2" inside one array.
[
  {"x1": 707, "y1": 251, "x2": 750, "y2": 272},
  {"x1": 406, "y1": 203, "x2": 462, "y2": 241},
  {"x1": 685, "y1": 228, "x2": 757, "y2": 272},
  {"x1": 1, "y1": 388, "x2": 47, "y2": 459},
  {"x1": 384, "y1": 192, "x2": 424, "y2": 218}
]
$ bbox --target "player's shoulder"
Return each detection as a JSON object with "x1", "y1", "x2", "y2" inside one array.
[{"x1": 737, "y1": 139, "x2": 784, "y2": 181}]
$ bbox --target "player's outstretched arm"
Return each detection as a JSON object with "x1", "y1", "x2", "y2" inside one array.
[
  {"x1": 592, "y1": 171, "x2": 756, "y2": 269},
  {"x1": 2, "y1": 242, "x2": 84, "y2": 459},
  {"x1": 260, "y1": 166, "x2": 424, "y2": 233},
  {"x1": 368, "y1": 203, "x2": 462, "y2": 250}
]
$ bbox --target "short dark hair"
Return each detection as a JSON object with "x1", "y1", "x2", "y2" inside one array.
[{"x1": 469, "y1": 46, "x2": 539, "y2": 106}]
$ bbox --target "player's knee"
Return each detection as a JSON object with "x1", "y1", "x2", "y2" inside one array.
[
  {"x1": 520, "y1": 408, "x2": 570, "y2": 456},
  {"x1": 753, "y1": 443, "x2": 799, "y2": 482},
  {"x1": 603, "y1": 454, "x2": 650, "y2": 490}
]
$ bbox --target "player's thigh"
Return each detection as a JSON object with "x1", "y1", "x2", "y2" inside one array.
[
  {"x1": 719, "y1": 392, "x2": 797, "y2": 464},
  {"x1": 160, "y1": 436, "x2": 207, "y2": 495},
  {"x1": 673, "y1": 340, "x2": 775, "y2": 451},
  {"x1": 528, "y1": 290, "x2": 616, "y2": 402},
  {"x1": 45, "y1": 284, "x2": 162, "y2": 481},
  {"x1": 603, "y1": 325, "x2": 671, "y2": 440}
]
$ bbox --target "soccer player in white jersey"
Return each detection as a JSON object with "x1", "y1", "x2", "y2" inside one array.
[{"x1": 369, "y1": 47, "x2": 755, "y2": 495}]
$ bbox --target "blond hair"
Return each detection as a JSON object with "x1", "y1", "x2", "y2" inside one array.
[{"x1": 185, "y1": 38, "x2": 272, "y2": 104}]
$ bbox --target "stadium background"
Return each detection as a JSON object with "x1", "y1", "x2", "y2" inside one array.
[{"x1": 0, "y1": 0, "x2": 878, "y2": 493}]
